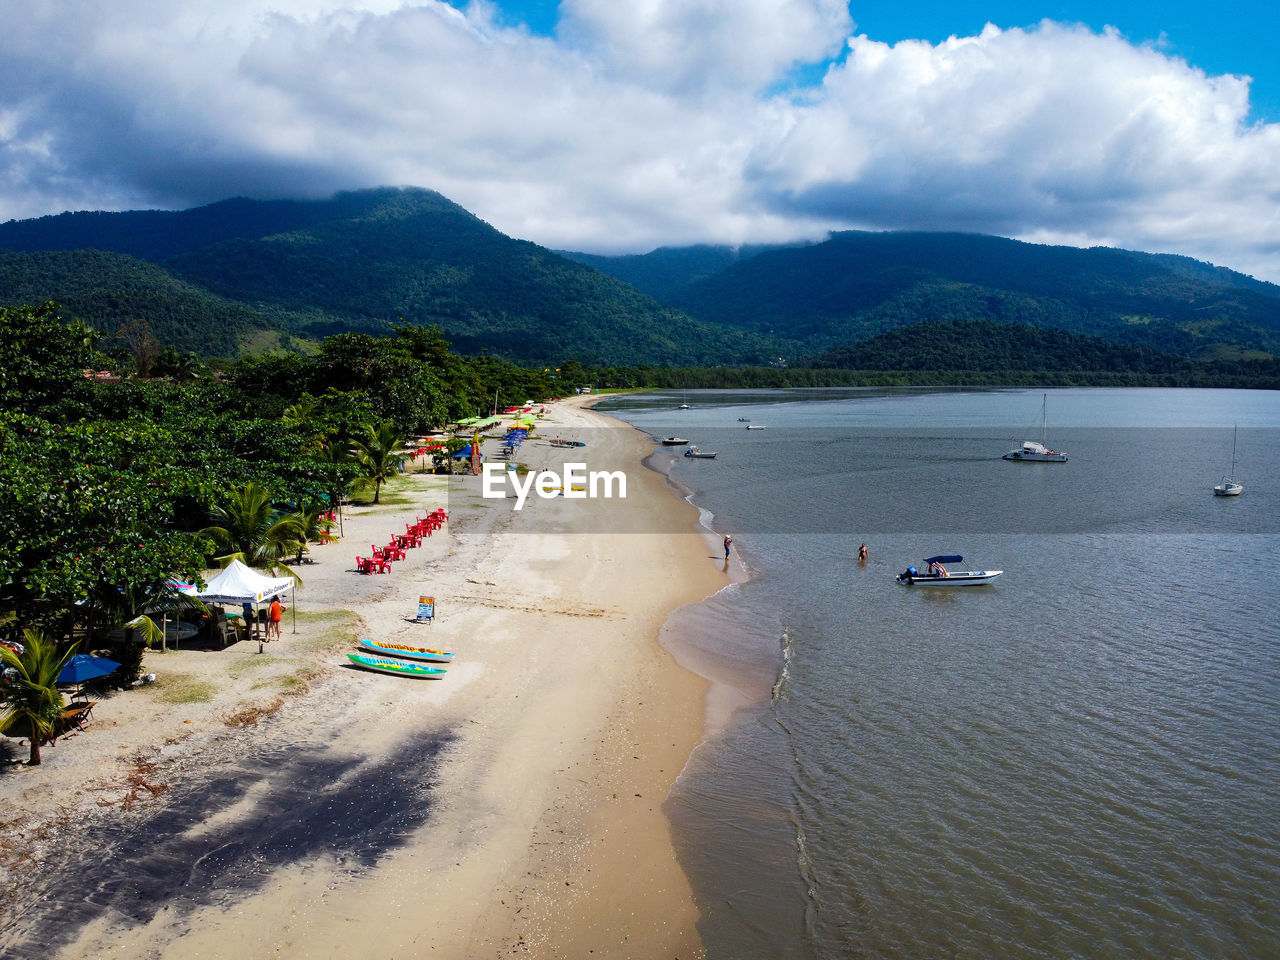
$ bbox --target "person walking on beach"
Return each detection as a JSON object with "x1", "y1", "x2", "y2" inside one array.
[
  {"x1": 267, "y1": 596, "x2": 284, "y2": 640},
  {"x1": 723, "y1": 534, "x2": 733, "y2": 559}
]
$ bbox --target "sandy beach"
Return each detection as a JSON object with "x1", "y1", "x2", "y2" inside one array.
[{"x1": 0, "y1": 397, "x2": 726, "y2": 959}]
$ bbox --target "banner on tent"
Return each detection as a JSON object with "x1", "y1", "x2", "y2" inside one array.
[{"x1": 416, "y1": 596, "x2": 435, "y2": 623}]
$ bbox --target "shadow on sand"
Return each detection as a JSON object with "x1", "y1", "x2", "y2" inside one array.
[{"x1": 0, "y1": 729, "x2": 455, "y2": 956}]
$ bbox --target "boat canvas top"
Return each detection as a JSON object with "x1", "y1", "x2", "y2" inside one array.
[{"x1": 923, "y1": 554, "x2": 963, "y2": 565}]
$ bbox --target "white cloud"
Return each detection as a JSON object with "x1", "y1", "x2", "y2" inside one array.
[
  {"x1": 1, "y1": 2, "x2": 1278, "y2": 280},
  {"x1": 559, "y1": 0, "x2": 851, "y2": 94}
]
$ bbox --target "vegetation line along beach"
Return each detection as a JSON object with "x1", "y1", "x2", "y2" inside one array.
[{"x1": 1, "y1": 303, "x2": 723, "y2": 958}]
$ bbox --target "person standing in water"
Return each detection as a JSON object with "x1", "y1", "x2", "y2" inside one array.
[
  {"x1": 858, "y1": 543, "x2": 868, "y2": 563},
  {"x1": 723, "y1": 534, "x2": 733, "y2": 559}
]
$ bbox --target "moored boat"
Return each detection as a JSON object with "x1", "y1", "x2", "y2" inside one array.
[
  {"x1": 895, "y1": 555, "x2": 1002, "y2": 586},
  {"x1": 746, "y1": 424, "x2": 766, "y2": 430},
  {"x1": 1212, "y1": 425, "x2": 1244, "y2": 496},
  {"x1": 662, "y1": 437, "x2": 689, "y2": 445},
  {"x1": 684, "y1": 445, "x2": 717, "y2": 459},
  {"x1": 1003, "y1": 394, "x2": 1066, "y2": 461},
  {"x1": 358, "y1": 637, "x2": 455, "y2": 662},
  {"x1": 1214, "y1": 478, "x2": 1244, "y2": 497},
  {"x1": 348, "y1": 652, "x2": 447, "y2": 677}
]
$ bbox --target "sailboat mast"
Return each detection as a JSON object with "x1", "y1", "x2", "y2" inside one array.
[{"x1": 1041, "y1": 393, "x2": 1047, "y2": 445}]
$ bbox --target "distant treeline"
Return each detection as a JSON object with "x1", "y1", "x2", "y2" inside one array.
[{"x1": 571, "y1": 319, "x2": 1280, "y2": 390}]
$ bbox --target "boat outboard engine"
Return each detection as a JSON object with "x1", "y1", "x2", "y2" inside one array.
[{"x1": 897, "y1": 565, "x2": 917, "y2": 582}]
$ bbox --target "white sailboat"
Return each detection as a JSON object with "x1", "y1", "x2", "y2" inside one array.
[
  {"x1": 1003, "y1": 394, "x2": 1067, "y2": 462},
  {"x1": 1213, "y1": 425, "x2": 1243, "y2": 496}
]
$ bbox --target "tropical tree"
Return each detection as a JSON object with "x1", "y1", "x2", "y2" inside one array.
[
  {"x1": 0, "y1": 302, "x2": 95, "y2": 415},
  {"x1": 294, "y1": 503, "x2": 340, "y2": 561},
  {"x1": 0, "y1": 630, "x2": 78, "y2": 766},
  {"x1": 350, "y1": 420, "x2": 406, "y2": 504},
  {"x1": 200, "y1": 482, "x2": 306, "y2": 584}
]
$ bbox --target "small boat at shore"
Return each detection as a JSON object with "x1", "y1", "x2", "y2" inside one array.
[
  {"x1": 358, "y1": 638, "x2": 455, "y2": 662},
  {"x1": 548, "y1": 438, "x2": 586, "y2": 447},
  {"x1": 684, "y1": 445, "x2": 717, "y2": 459},
  {"x1": 348, "y1": 652, "x2": 447, "y2": 678},
  {"x1": 662, "y1": 437, "x2": 689, "y2": 445},
  {"x1": 896, "y1": 555, "x2": 1002, "y2": 586}
]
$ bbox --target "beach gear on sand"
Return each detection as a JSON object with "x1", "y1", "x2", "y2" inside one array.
[
  {"x1": 357, "y1": 637, "x2": 454, "y2": 663},
  {"x1": 347, "y1": 652, "x2": 447, "y2": 678}
]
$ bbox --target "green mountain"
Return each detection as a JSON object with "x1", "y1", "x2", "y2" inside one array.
[
  {"x1": 4, "y1": 188, "x2": 1278, "y2": 369},
  {"x1": 0, "y1": 188, "x2": 765, "y2": 365},
  {"x1": 0, "y1": 249, "x2": 340, "y2": 356},
  {"x1": 557, "y1": 243, "x2": 789, "y2": 303},
  {"x1": 576, "y1": 232, "x2": 1280, "y2": 361}
]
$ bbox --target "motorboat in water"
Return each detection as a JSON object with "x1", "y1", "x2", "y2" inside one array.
[
  {"x1": 896, "y1": 555, "x2": 1002, "y2": 586},
  {"x1": 746, "y1": 424, "x2": 766, "y2": 430},
  {"x1": 661, "y1": 437, "x2": 689, "y2": 446},
  {"x1": 677, "y1": 403, "x2": 691, "y2": 409},
  {"x1": 1213, "y1": 424, "x2": 1244, "y2": 496},
  {"x1": 683, "y1": 445, "x2": 717, "y2": 459},
  {"x1": 738, "y1": 417, "x2": 751, "y2": 422},
  {"x1": 1003, "y1": 394, "x2": 1066, "y2": 462}
]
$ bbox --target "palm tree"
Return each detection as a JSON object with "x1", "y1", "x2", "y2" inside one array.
[
  {"x1": 200, "y1": 482, "x2": 306, "y2": 585},
  {"x1": 351, "y1": 420, "x2": 406, "y2": 504},
  {"x1": 0, "y1": 630, "x2": 78, "y2": 765},
  {"x1": 291, "y1": 502, "x2": 340, "y2": 563}
]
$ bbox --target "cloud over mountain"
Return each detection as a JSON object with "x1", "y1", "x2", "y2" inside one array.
[{"x1": 3, "y1": 0, "x2": 1278, "y2": 279}]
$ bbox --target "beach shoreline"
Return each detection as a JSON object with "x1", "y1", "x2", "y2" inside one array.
[{"x1": 0, "y1": 395, "x2": 723, "y2": 959}]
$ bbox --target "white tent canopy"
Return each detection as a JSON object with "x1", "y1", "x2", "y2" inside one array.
[
  {"x1": 185, "y1": 559, "x2": 293, "y2": 603},
  {"x1": 181, "y1": 559, "x2": 296, "y2": 650}
]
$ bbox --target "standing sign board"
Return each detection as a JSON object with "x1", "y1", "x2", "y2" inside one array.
[{"x1": 416, "y1": 596, "x2": 436, "y2": 623}]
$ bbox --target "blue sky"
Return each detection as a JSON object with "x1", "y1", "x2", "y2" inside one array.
[{"x1": 4, "y1": 1, "x2": 1280, "y2": 280}]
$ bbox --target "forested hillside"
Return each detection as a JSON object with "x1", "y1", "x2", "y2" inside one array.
[
  {"x1": 809, "y1": 319, "x2": 1209, "y2": 373},
  {"x1": 4, "y1": 188, "x2": 1279, "y2": 371},
  {"x1": 579, "y1": 232, "x2": 1280, "y2": 361},
  {"x1": 558, "y1": 243, "x2": 786, "y2": 302},
  {"x1": 0, "y1": 188, "x2": 767, "y2": 365}
]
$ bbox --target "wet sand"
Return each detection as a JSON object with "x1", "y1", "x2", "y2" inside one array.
[{"x1": 0, "y1": 397, "x2": 724, "y2": 959}]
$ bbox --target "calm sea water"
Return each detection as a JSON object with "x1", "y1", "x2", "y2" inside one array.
[{"x1": 597, "y1": 387, "x2": 1280, "y2": 960}]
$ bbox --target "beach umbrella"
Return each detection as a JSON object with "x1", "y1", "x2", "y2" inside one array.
[{"x1": 57, "y1": 654, "x2": 121, "y2": 686}]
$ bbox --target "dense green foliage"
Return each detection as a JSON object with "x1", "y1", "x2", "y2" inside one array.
[
  {"x1": 0, "y1": 304, "x2": 575, "y2": 652},
  {"x1": 0, "y1": 251, "x2": 340, "y2": 357},
  {"x1": 809, "y1": 319, "x2": 1202, "y2": 372},
  {"x1": 566, "y1": 319, "x2": 1280, "y2": 389}
]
